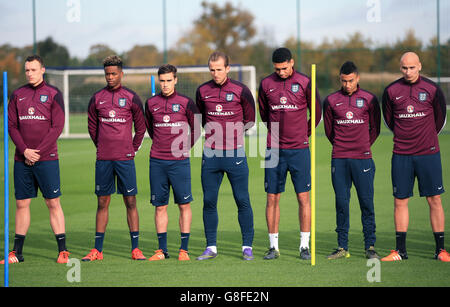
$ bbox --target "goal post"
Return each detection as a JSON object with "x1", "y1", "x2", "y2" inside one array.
[{"x1": 45, "y1": 65, "x2": 257, "y2": 138}]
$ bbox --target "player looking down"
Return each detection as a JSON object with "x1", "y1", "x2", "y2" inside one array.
[
  {"x1": 323, "y1": 61, "x2": 381, "y2": 259},
  {"x1": 83, "y1": 55, "x2": 147, "y2": 262},
  {"x1": 381, "y1": 52, "x2": 449, "y2": 262},
  {"x1": 145, "y1": 64, "x2": 201, "y2": 261},
  {"x1": 2, "y1": 55, "x2": 70, "y2": 264}
]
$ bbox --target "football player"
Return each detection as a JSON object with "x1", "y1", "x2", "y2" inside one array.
[
  {"x1": 82, "y1": 55, "x2": 147, "y2": 261},
  {"x1": 323, "y1": 61, "x2": 381, "y2": 259},
  {"x1": 258, "y1": 47, "x2": 322, "y2": 260},
  {"x1": 145, "y1": 64, "x2": 201, "y2": 261},
  {"x1": 2, "y1": 55, "x2": 69, "y2": 264},
  {"x1": 381, "y1": 52, "x2": 449, "y2": 262},
  {"x1": 195, "y1": 51, "x2": 256, "y2": 261}
]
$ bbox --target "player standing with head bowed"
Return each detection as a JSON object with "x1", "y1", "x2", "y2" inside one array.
[
  {"x1": 82, "y1": 55, "x2": 147, "y2": 262},
  {"x1": 195, "y1": 51, "x2": 256, "y2": 261},
  {"x1": 145, "y1": 64, "x2": 201, "y2": 261},
  {"x1": 258, "y1": 47, "x2": 322, "y2": 260},
  {"x1": 323, "y1": 61, "x2": 381, "y2": 260},
  {"x1": 2, "y1": 55, "x2": 69, "y2": 264},
  {"x1": 381, "y1": 52, "x2": 449, "y2": 262}
]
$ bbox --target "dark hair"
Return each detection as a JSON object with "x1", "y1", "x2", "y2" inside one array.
[
  {"x1": 103, "y1": 55, "x2": 123, "y2": 69},
  {"x1": 25, "y1": 55, "x2": 44, "y2": 67},
  {"x1": 272, "y1": 48, "x2": 292, "y2": 63},
  {"x1": 340, "y1": 61, "x2": 358, "y2": 75},
  {"x1": 208, "y1": 51, "x2": 230, "y2": 67},
  {"x1": 158, "y1": 64, "x2": 177, "y2": 77}
]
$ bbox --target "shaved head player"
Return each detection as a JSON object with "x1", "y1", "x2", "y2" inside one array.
[{"x1": 381, "y1": 52, "x2": 449, "y2": 262}]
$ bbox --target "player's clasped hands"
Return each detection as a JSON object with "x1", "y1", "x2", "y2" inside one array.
[{"x1": 24, "y1": 148, "x2": 40, "y2": 165}]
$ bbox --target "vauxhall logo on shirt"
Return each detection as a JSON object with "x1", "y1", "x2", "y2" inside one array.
[
  {"x1": 207, "y1": 103, "x2": 235, "y2": 116},
  {"x1": 100, "y1": 109, "x2": 126, "y2": 123},
  {"x1": 336, "y1": 111, "x2": 364, "y2": 125},
  {"x1": 19, "y1": 107, "x2": 46, "y2": 121},
  {"x1": 271, "y1": 96, "x2": 299, "y2": 110},
  {"x1": 398, "y1": 105, "x2": 426, "y2": 118},
  {"x1": 154, "y1": 114, "x2": 182, "y2": 127}
]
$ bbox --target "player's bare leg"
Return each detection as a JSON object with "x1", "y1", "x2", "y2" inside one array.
[
  {"x1": 149, "y1": 205, "x2": 170, "y2": 261},
  {"x1": 178, "y1": 203, "x2": 192, "y2": 233},
  {"x1": 394, "y1": 197, "x2": 409, "y2": 232},
  {"x1": 297, "y1": 191, "x2": 311, "y2": 232},
  {"x1": 382, "y1": 197, "x2": 410, "y2": 261},
  {"x1": 178, "y1": 203, "x2": 192, "y2": 260},
  {"x1": 155, "y1": 205, "x2": 169, "y2": 233},
  {"x1": 266, "y1": 193, "x2": 281, "y2": 233},
  {"x1": 45, "y1": 197, "x2": 66, "y2": 234},
  {"x1": 123, "y1": 195, "x2": 139, "y2": 232},
  {"x1": 123, "y1": 195, "x2": 145, "y2": 259},
  {"x1": 45, "y1": 197, "x2": 69, "y2": 263},
  {"x1": 263, "y1": 193, "x2": 281, "y2": 259},
  {"x1": 3, "y1": 199, "x2": 32, "y2": 263},
  {"x1": 96, "y1": 195, "x2": 111, "y2": 232},
  {"x1": 297, "y1": 191, "x2": 311, "y2": 259},
  {"x1": 427, "y1": 195, "x2": 445, "y2": 232},
  {"x1": 15, "y1": 199, "x2": 32, "y2": 236}
]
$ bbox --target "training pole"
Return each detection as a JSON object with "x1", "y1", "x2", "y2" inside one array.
[
  {"x1": 311, "y1": 65, "x2": 316, "y2": 266},
  {"x1": 151, "y1": 75, "x2": 156, "y2": 97},
  {"x1": 3, "y1": 71, "x2": 9, "y2": 286}
]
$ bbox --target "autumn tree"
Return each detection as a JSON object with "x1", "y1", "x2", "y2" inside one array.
[
  {"x1": 124, "y1": 44, "x2": 162, "y2": 67},
  {"x1": 37, "y1": 37, "x2": 71, "y2": 67},
  {"x1": 171, "y1": 1, "x2": 256, "y2": 65},
  {"x1": 82, "y1": 44, "x2": 118, "y2": 66}
]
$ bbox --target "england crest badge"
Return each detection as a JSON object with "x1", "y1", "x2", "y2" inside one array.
[
  {"x1": 172, "y1": 104, "x2": 180, "y2": 112},
  {"x1": 418, "y1": 92, "x2": 427, "y2": 102},
  {"x1": 226, "y1": 93, "x2": 234, "y2": 102},
  {"x1": 118, "y1": 98, "x2": 127, "y2": 107},
  {"x1": 291, "y1": 83, "x2": 300, "y2": 93},
  {"x1": 356, "y1": 98, "x2": 364, "y2": 108},
  {"x1": 40, "y1": 95, "x2": 48, "y2": 103}
]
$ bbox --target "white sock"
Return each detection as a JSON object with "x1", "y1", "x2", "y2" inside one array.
[
  {"x1": 269, "y1": 233, "x2": 279, "y2": 250},
  {"x1": 242, "y1": 246, "x2": 252, "y2": 251},
  {"x1": 207, "y1": 246, "x2": 217, "y2": 253},
  {"x1": 300, "y1": 232, "x2": 310, "y2": 249}
]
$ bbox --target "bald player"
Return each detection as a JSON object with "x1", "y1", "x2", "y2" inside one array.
[{"x1": 381, "y1": 52, "x2": 449, "y2": 262}]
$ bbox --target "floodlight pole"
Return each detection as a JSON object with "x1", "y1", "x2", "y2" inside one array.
[
  {"x1": 162, "y1": 0, "x2": 168, "y2": 64},
  {"x1": 32, "y1": 0, "x2": 37, "y2": 54},
  {"x1": 296, "y1": 0, "x2": 301, "y2": 71},
  {"x1": 436, "y1": 0, "x2": 441, "y2": 85}
]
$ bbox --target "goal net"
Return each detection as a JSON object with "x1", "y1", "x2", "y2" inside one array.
[{"x1": 45, "y1": 65, "x2": 257, "y2": 138}]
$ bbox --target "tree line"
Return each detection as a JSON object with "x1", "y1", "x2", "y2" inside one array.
[{"x1": 1, "y1": 1, "x2": 449, "y2": 100}]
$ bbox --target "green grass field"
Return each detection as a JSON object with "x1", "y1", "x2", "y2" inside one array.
[{"x1": 0, "y1": 115, "x2": 449, "y2": 288}]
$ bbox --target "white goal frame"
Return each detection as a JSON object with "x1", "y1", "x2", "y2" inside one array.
[{"x1": 46, "y1": 65, "x2": 257, "y2": 138}]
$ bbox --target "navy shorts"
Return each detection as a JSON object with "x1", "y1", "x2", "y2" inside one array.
[
  {"x1": 150, "y1": 158, "x2": 193, "y2": 206},
  {"x1": 14, "y1": 160, "x2": 61, "y2": 200},
  {"x1": 264, "y1": 148, "x2": 311, "y2": 194},
  {"x1": 95, "y1": 160, "x2": 137, "y2": 196},
  {"x1": 392, "y1": 152, "x2": 445, "y2": 198}
]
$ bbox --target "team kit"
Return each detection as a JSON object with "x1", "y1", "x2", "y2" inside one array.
[{"x1": 2, "y1": 47, "x2": 449, "y2": 265}]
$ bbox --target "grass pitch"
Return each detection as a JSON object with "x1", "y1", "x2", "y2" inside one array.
[{"x1": 0, "y1": 117, "x2": 449, "y2": 288}]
